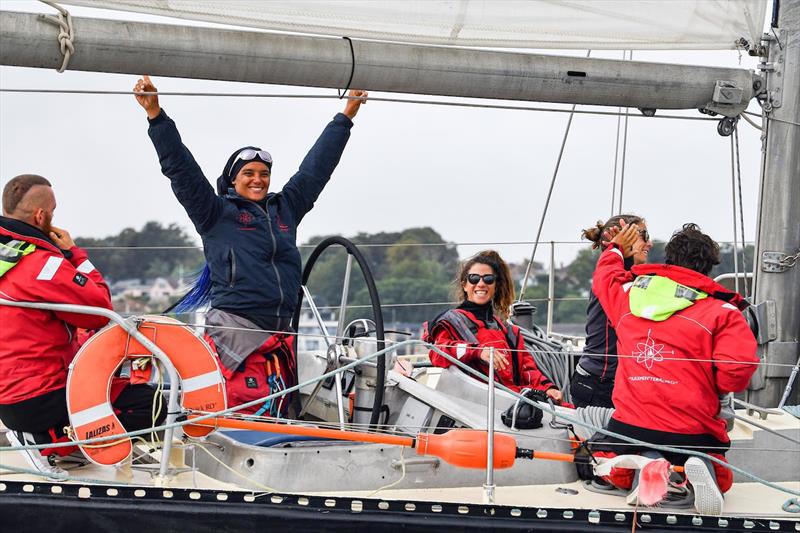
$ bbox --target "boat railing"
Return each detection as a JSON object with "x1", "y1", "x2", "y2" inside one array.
[
  {"x1": 0, "y1": 297, "x2": 183, "y2": 479},
  {"x1": 1, "y1": 299, "x2": 798, "y2": 506}
]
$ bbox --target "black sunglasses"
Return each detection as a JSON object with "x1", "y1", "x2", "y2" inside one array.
[
  {"x1": 466, "y1": 273, "x2": 496, "y2": 285},
  {"x1": 638, "y1": 229, "x2": 650, "y2": 242}
]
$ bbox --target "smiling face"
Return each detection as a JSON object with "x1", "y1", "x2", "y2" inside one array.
[
  {"x1": 232, "y1": 162, "x2": 271, "y2": 201},
  {"x1": 462, "y1": 262, "x2": 496, "y2": 306},
  {"x1": 631, "y1": 224, "x2": 653, "y2": 265}
]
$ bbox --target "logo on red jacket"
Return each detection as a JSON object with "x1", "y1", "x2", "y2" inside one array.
[
  {"x1": 633, "y1": 329, "x2": 674, "y2": 369},
  {"x1": 238, "y1": 211, "x2": 254, "y2": 227}
]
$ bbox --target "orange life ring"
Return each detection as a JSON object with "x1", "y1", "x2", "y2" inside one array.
[{"x1": 66, "y1": 316, "x2": 226, "y2": 466}]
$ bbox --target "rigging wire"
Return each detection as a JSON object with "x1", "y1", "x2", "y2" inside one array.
[
  {"x1": 0, "y1": 88, "x2": 721, "y2": 122},
  {"x1": 609, "y1": 53, "x2": 625, "y2": 217},
  {"x1": 617, "y1": 50, "x2": 632, "y2": 213},
  {"x1": 733, "y1": 126, "x2": 750, "y2": 299},
  {"x1": 730, "y1": 132, "x2": 742, "y2": 295},
  {"x1": 519, "y1": 49, "x2": 592, "y2": 302},
  {"x1": 2, "y1": 339, "x2": 797, "y2": 504}
]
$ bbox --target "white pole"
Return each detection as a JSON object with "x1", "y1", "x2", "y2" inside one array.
[{"x1": 483, "y1": 347, "x2": 496, "y2": 504}]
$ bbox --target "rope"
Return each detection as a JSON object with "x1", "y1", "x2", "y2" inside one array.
[
  {"x1": 38, "y1": 1, "x2": 74, "y2": 73},
  {"x1": 519, "y1": 324, "x2": 572, "y2": 400},
  {"x1": 740, "y1": 112, "x2": 763, "y2": 130},
  {"x1": 0, "y1": 89, "x2": 720, "y2": 122},
  {"x1": 192, "y1": 442, "x2": 279, "y2": 493},
  {"x1": 519, "y1": 49, "x2": 592, "y2": 301}
]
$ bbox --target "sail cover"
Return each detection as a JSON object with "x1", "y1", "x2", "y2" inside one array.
[{"x1": 62, "y1": 0, "x2": 767, "y2": 50}]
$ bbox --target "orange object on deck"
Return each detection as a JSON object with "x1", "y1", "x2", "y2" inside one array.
[
  {"x1": 193, "y1": 416, "x2": 415, "y2": 447},
  {"x1": 67, "y1": 316, "x2": 226, "y2": 466},
  {"x1": 416, "y1": 429, "x2": 517, "y2": 469}
]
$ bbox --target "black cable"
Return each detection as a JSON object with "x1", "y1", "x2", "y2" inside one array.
[
  {"x1": 337, "y1": 36, "x2": 355, "y2": 99},
  {"x1": 771, "y1": 0, "x2": 780, "y2": 28}
]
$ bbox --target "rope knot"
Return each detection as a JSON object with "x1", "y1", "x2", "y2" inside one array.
[{"x1": 39, "y1": 1, "x2": 75, "y2": 73}]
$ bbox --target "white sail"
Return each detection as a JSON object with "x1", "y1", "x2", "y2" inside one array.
[{"x1": 62, "y1": 0, "x2": 767, "y2": 50}]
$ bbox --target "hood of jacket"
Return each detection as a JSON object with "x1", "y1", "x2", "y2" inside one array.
[{"x1": 628, "y1": 263, "x2": 748, "y2": 321}]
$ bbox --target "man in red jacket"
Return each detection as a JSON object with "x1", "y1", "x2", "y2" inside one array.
[
  {"x1": 590, "y1": 221, "x2": 758, "y2": 515},
  {"x1": 0, "y1": 175, "x2": 160, "y2": 475}
]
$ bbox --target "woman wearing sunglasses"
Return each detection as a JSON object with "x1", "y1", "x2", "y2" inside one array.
[
  {"x1": 134, "y1": 75, "x2": 368, "y2": 415},
  {"x1": 425, "y1": 250, "x2": 563, "y2": 402},
  {"x1": 569, "y1": 214, "x2": 652, "y2": 409}
]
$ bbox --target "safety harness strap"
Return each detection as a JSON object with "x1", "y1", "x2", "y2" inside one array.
[{"x1": 0, "y1": 237, "x2": 36, "y2": 278}]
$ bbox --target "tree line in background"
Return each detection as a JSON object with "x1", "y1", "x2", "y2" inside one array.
[{"x1": 76, "y1": 221, "x2": 754, "y2": 325}]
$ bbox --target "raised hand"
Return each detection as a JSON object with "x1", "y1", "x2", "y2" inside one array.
[
  {"x1": 134, "y1": 75, "x2": 161, "y2": 120},
  {"x1": 610, "y1": 218, "x2": 640, "y2": 258},
  {"x1": 342, "y1": 89, "x2": 368, "y2": 120}
]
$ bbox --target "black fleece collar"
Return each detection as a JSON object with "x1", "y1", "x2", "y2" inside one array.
[
  {"x1": 458, "y1": 300, "x2": 495, "y2": 324},
  {"x1": 0, "y1": 216, "x2": 62, "y2": 254}
]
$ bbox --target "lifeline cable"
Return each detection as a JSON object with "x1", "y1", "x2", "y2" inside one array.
[
  {"x1": 0, "y1": 88, "x2": 721, "y2": 121},
  {"x1": 2, "y1": 338, "x2": 798, "y2": 506}
]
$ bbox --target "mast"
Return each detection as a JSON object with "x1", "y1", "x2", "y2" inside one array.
[
  {"x1": 0, "y1": 10, "x2": 753, "y2": 116},
  {"x1": 749, "y1": 0, "x2": 800, "y2": 407}
]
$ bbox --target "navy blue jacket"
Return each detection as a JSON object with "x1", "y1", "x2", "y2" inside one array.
[
  {"x1": 576, "y1": 255, "x2": 634, "y2": 379},
  {"x1": 147, "y1": 109, "x2": 353, "y2": 318}
]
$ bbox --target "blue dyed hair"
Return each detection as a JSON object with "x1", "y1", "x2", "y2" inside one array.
[{"x1": 168, "y1": 264, "x2": 213, "y2": 314}]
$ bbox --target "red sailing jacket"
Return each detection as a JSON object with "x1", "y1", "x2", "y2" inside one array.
[
  {"x1": 0, "y1": 218, "x2": 112, "y2": 404},
  {"x1": 592, "y1": 245, "x2": 758, "y2": 444},
  {"x1": 425, "y1": 308, "x2": 555, "y2": 394}
]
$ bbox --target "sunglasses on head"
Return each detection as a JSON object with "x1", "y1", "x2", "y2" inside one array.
[
  {"x1": 228, "y1": 148, "x2": 273, "y2": 177},
  {"x1": 466, "y1": 273, "x2": 496, "y2": 285}
]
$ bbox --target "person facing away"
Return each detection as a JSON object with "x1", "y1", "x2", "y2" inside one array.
[
  {"x1": 570, "y1": 214, "x2": 652, "y2": 409},
  {"x1": 425, "y1": 250, "x2": 563, "y2": 401},
  {"x1": 589, "y1": 221, "x2": 758, "y2": 515},
  {"x1": 134, "y1": 76, "x2": 368, "y2": 415},
  {"x1": 0, "y1": 174, "x2": 164, "y2": 474}
]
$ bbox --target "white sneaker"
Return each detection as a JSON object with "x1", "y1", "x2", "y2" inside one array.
[
  {"x1": 685, "y1": 457, "x2": 724, "y2": 516},
  {"x1": 5, "y1": 430, "x2": 66, "y2": 477}
]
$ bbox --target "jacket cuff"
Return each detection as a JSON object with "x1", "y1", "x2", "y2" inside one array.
[
  {"x1": 66, "y1": 245, "x2": 86, "y2": 263},
  {"x1": 333, "y1": 112, "x2": 354, "y2": 128},
  {"x1": 147, "y1": 108, "x2": 168, "y2": 125}
]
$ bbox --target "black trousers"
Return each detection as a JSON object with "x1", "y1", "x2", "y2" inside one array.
[
  {"x1": 569, "y1": 371, "x2": 615, "y2": 409},
  {"x1": 0, "y1": 385, "x2": 165, "y2": 441}
]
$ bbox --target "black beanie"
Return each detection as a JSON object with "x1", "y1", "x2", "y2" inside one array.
[{"x1": 216, "y1": 146, "x2": 273, "y2": 196}]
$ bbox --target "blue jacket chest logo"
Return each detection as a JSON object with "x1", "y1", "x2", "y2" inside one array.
[{"x1": 237, "y1": 210, "x2": 255, "y2": 229}]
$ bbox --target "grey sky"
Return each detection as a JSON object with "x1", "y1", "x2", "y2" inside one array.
[{"x1": 0, "y1": 0, "x2": 764, "y2": 268}]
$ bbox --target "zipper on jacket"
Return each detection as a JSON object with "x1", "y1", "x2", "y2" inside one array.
[
  {"x1": 253, "y1": 201, "x2": 285, "y2": 314},
  {"x1": 228, "y1": 248, "x2": 237, "y2": 288}
]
